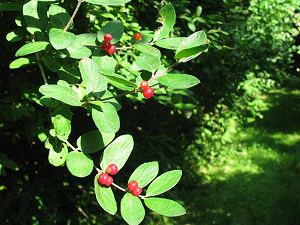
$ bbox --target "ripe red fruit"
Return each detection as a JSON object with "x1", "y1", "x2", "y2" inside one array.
[
  {"x1": 107, "y1": 44, "x2": 116, "y2": 55},
  {"x1": 106, "y1": 163, "x2": 118, "y2": 175},
  {"x1": 140, "y1": 80, "x2": 149, "y2": 89},
  {"x1": 101, "y1": 41, "x2": 110, "y2": 51},
  {"x1": 128, "y1": 181, "x2": 138, "y2": 191},
  {"x1": 98, "y1": 173, "x2": 113, "y2": 187},
  {"x1": 104, "y1": 33, "x2": 113, "y2": 42},
  {"x1": 132, "y1": 186, "x2": 142, "y2": 196},
  {"x1": 143, "y1": 87, "x2": 154, "y2": 99},
  {"x1": 134, "y1": 32, "x2": 142, "y2": 41},
  {"x1": 106, "y1": 175, "x2": 113, "y2": 186}
]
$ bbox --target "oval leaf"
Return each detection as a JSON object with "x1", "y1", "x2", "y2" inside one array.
[
  {"x1": 39, "y1": 85, "x2": 82, "y2": 106},
  {"x1": 94, "y1": 174, "x2": 117, "y2": 215},
  {"x1": 49, "y1": 28, "x2": 76, "y2": 50},
  {"x1": 100, "y1": 134, "x2": 134, "y2": 171},
  {"x1": 156, "y1": 3, "x2": 176, "y2": 40},
  {"x1": 48, "y1": 143, "x2": 68, "y2": 167},
  {"x1": 146, "y1": 170, "x2": 182, "y2": 197},
  {"x1": 157, "y1": 73, "x2": 200, "y2": 89},
  {"x1": 67, "y1": 44, "x2": 92, "y2": 59},
  {"x1": 9, "y1": 57, "x2": 34, "y2": 69},
  {"x1": 15, "y1": 42, "x2": 49, "y2": 57},
  {"x1": 91, "y1": 102, "x2": 120, "y2": 133},
  {"x1": 97, "y1": 20, "x2": 124, "y2": 44},
  {"x1": 121, "y1": 193, "x2": 145, "y2": 225},
  {"x1": 77, "y1": 130, "x2": 115, "y2": 153},
  {"x1": 128, "y1": 162, "x2": 159, "y2": 188},
  {"x1": 23, "y1": 0, "x2": 47, "y2": 34},
  {"x1": 66, "y1": 151, "x2": 93, "y2": 178},
  {"x1": 48, "y1": 4, "x2": 71, "y2": 29},
  {"x1": 144, "y1": 198, "x2": 186, "y2": 217},
  {"x1": 155, "y1": 37, "x2": 185, "y2": 50},
  {"x1": 79, "y1": 58, "x2": 107, "y2": 94},
  {"x1": 136, "y1": 53, "x2": 161, "y2": 73}
]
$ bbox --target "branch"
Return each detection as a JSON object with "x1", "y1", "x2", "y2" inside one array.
[
  {"x1": 64, "y1": 0, "x2": 83, "y2": 32},
  {"x1": 112, "y1": 183, "x2": 126, "y2": 192},
  {"x1": 36, "y1": 53, "x2": 48, "y2": 84},
  {"x1": 149, "y1": 62, "x2": 179, "y2": 82},
  {"x1": 65, "y1": 140, "x2": 79, "y2": 151}
]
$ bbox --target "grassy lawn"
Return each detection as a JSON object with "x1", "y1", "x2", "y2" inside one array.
[{"x1": 175, "y1": 89, "x2": 300, "y2": 225}]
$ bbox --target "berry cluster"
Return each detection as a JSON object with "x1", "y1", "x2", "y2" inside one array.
[
  {"x1": 101, "y1": 33, "x2": 116, "y2": 55},
  {"x1": 98, "y1": 163, "x2": 118, "y2": 187},
  {"x1": 127, "y1": 180, "x2": 142, "y2": 196},
  {"x1": 140, "y1": 81, "x2": 154, "y2": 99},
  {"x1": 134, "y1": 32, "x2": 142, "y2": 41}
]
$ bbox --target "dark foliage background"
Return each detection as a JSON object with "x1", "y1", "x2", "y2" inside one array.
[{"x1": 1, "y1": 0, "x2": 300, "y2": 224}]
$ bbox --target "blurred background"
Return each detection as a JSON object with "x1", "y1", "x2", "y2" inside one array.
[{"x1": 1, "y1": 0, "x2": 300, "y2": 224}]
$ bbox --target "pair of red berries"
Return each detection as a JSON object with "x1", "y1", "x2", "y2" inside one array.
[
  {"x1": 101, "y1": 33, "x2": 116, "y2": 55},
  {"x1": 140, "y1": 80, "x2": 154, "y2": 99},
  {"x1": 128, "y1": 180, "x2": 142, "y2": 196},
  {"x1": 98, "y1": 163, "x2": 118, "y2": 187},
  {"x1": 134, "y1": 32, "x2": 142, "y2": 41}
]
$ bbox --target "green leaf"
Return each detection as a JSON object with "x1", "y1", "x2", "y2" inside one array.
[
  {"x1": 128, "y1": 162, "x2": 159, "y2": 188},
  {"x1": 15, "y1": 42, "x2": 49, "y2": 57},
  {"x1": 0, "y1": 2, "x2": 22, "y2": 11},
  {"x1": 144, "y1": 198, "x2": 186, "y2": 217},
  {"x1": 100, "y1": 134, "x2": 134, "y2": 171},
  {"x1": 51, "y1": 105, "x2": 72, "y2": 142},
  {"x1": 57, "y1": 66, "x2": 80, "y2": 84},
  {"x1": 9, "y1": 57, "x2": 34, "y2": 69},
  {"x1": 157, "y1": 73, "x2": 200, "y2": 89},
  {"x1": 6, "y1": 28, "x2": 25, "y2": 42},
  {"x1": 121, "y1": 193, "x2": 145, "y2": 225},
  {"x1": 175, "y1": 31, "x2": 209, "y2": 62},
  {"x1": 156, "y1": 3, "x2": 176, "y2": 40},
  {"x1": 134, "y1": 45, "x2": 161, "y2": 58},
  {"x1": 136, "y1": 53, "x2": 161, "y2": 73},
  {"x1": 85, "y1": 0, "x2": 131, "y2": 6},
  {"x1": 155, "y1": 37, "x2": 185, "y2": 50},
  {"x1": 67, "y1": 44, "x2": 92, "y2": 59},
  {"x1": 49, "y1": 28, "x2": 76, "y2": 50},
  {"x1": 146, "y1": 170, "x2": 182, "y2": 197},
  {"x1": 94, "y1": 174, "x2": 117, "y2": 215},
  {"x1": 104, "y1": 73, "x2": 137, "y2": 89},
  {"x1": 79, "y1": 57, "x2": 107, "y2": 94},
  {"x1": 75, "y1": 33, "x2": 97, "y2": 46},
  {"x1": 97, "y1": 20, "x2": 124, "y2": 44},
  {"x1": 23, "y1": 0, "x2": 47, "y2": 34},
  {"x1": 48, "y1": 4, "x2": 71, "y2": 29},
  {"x1": 100, "y1": 90, "x2": 122, "y2": 111},
  {"x1": 92, "y1": 102, "x2": 120, "y2": 133},
  {"x1": 0, "y1": 153, "x2": 19, "y2": 171},
  {"x1": 93, "y1": 55, "x2": 116, "y2": 75},
  {"x1": 77, "y1": 130, "x2": 115, "y2": 153},
  {"x1": 48, "y1": 142, "x2": 68, "y2": 167},
  {"x1": 42, "y1": 54, "x2": 60, "y2": 72},
  {"x1": 66, "y1": 151, "x2": 93, "y2": 178},
  {"x1": 39, "y1": 85, "x2": 82, "y2": 106}
]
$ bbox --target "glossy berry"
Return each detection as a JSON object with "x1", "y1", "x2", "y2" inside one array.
[
  {"x1": 143, "y1": 87, "x2": 154, "y2": 99},
  {"x1": 134, "y1": 32, "x2": 142, "y2": 41},
  {"x1": 104, "y1": 33, "x2": 113, "y2": 42},
  {"x1": 106, "y1": 163, "x2": 118, "y2": 175},
  {"x1": 128, "y1": 180, "x2": 138, "y2": 191},
  {"x1": 101, "y1": 41, "x2": 110, "y2": 51},
  {"x1": 140, "y1": 80, "x2": 149, "y2": 89},
  {"x1": 98, "y1": 173, "x2": 109, "y2": 186},
  {"x1": 106, "y1": 175, "x2": 113, "y2": 186},
  {"x1": 107, "y1": 44, "x2": 116, "y2": 55},
  {"x1": 132, "y1": 186, "x2": 142, "y2": 196}
]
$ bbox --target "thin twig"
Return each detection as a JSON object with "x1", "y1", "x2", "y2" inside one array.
[
  {"x1": 64, "y1": 0, "x2": 83, "y2": 32},
  {"x1": 77, "y1": 206, "x2": 89, "y2": 218},
  {"x1": 149, "y1": 62, "x2": 179, "y2": 82},
  {"x1": 116, "y1": 46, "x2": 134, "y2": 50},
  {"x1": 94, "y1": 165, "x2": 102, "y2": 174},
  {"x1": 65, "y1": 140, "x2": 79, "y2": 151},
  {"x1": 36, "y1": 53, "x2": 48, "y2": 84},
  {"x1": 112, "y1": 183, "x2": 126, "y2": 192}
]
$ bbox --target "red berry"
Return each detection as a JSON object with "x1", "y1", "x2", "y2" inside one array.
[
  {"x1": 140, "y1": 80, "x2": 149, "y2": 89},
  {"x1": 132, "y1": 186, "x2": 142, "y2": 196},
  {"x1": 98, "y1": 173, "x2": 109, "y2": 186},
  {"x1": 101, "y1": 41, "x2": 110, "y2": 51},
  {"x1": 143, "y1": 87, "x2": 154, "y2": 99},
  {"x1": 104, "y1": 33, "x2": 113, "y2": 42},
  {"x1": 106, "y1": 163, "x2": 118, "y2": 175},
  {"x1": 107, "y1": 44, "x2": 116, "y2": 55},
  {"x1": 106, "y1": 175, "x2": 113, "y2": 186},
  {"x1": 134, "y1": 32, "x2": 142, "y2": 41},
  {"x1": 128, "y1": 181, "x2": 138, "y2": 191}
]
